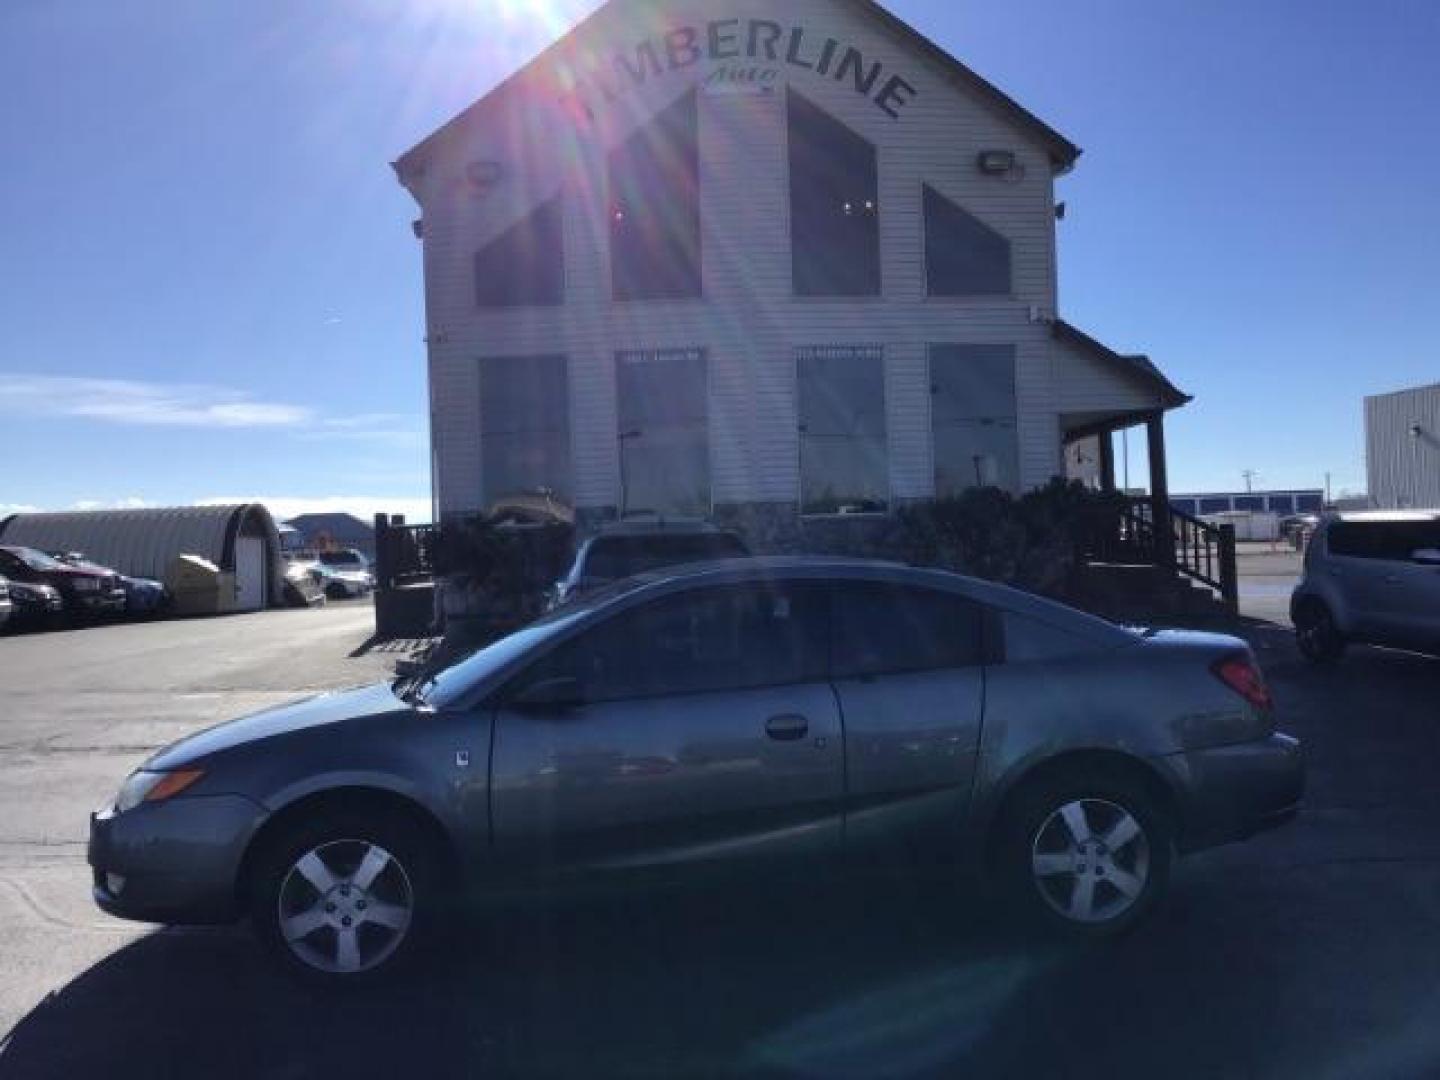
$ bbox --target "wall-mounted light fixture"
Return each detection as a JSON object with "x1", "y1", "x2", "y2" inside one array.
[
  {"x1": 1412, "y1": 423, "x2": 1425, "y2": 439},
  {"x1": 465, "y1": 160, "x2": 505, "y2": 196},
  {"x1": 977, "y1": 150, "x2": 1016, "y2": 175}
]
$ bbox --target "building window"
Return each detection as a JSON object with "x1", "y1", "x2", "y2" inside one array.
[
  {"x1": 609, "y1": 91, "x2": 701, "y2": 300},
  {"x1": 788, "y1": 90, "x2": 880, "y2": 297},
  {"x1": 1267, "y1": 495, "x2": 1295, "y2": 514},
  {"x1": 479, "y1": 355, "x2": 570, "y2": 507},
  {"x1": 474, "y1": 197, "x2": 564, "y2": 308},
  {"x1": 1199, "y1": 498, "x2": 1230, "y2": 514},
  {"x1": 1234, "y1": 496, "x2": 1265, "y2": 511},
  {"x1": 924, "y1": 185, "x2": 1011, "y2": 296},
  {"x1": 798, "y1": 346, "x2": 888, "y2": 514},
  {"x1": 1296, "y1": 493, "x2": 1324, "y2": 512},
  {"x1": 930, "y1": 345, "x2": 1019, "y2": 494},
  {"x1": 617, "y1": 348, "x2": 710, "y2": 516}
]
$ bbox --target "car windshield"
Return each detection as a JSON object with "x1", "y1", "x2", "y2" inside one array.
[
  {"x1": 319, "y1": 552, "x2": 360, "y2": 566},
  {"x1": 3, "y1": 547, "x2": 65, "y2": 572},
  {"x1": 583, "y1": 534, "x2": 747, "y2": 582}
]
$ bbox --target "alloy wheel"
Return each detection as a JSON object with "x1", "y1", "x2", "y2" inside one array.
[
  {"x1": 276, "y1": 839, "x2": 414, "y2": 975},
  {"x1": 1030, "y1": 798, "x2": 1151, "y2": 924}
]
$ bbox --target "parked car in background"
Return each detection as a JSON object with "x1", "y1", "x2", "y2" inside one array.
[
  {"x1": 0, "y1": 576, "x2": 11, "y2": 631},
  {"x1": 548, "y1": 520, "x2": 750, "y2": 609},
  {"x1": 0, "y1": 546, "x2": 126, "y2": 619},
  {"x1": 90, "y1": 558, "x2": 1302, "y2": 985},
  {"x1": 2, "y1": 575, "x2": 65, "y2": 629},
  {"x1": 52, "y1": 552, "x2": 170, "y2": 618},
  {"x1": 1291, "y1": 511, "x2": 1440, "y2": 662},
  {"x1": 309, "y1": 562, "x2": 375, "y2": 601},
  {"x1": 317, "y1": 549, "x2": 371, "y2": 573}
]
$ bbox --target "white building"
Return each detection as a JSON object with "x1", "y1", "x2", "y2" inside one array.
[
  {"x1": 394, "y1": 0, "x2": 1189, "y2": 543},
  {"x1": 1367, "y1": 382, "x2": 1440, "y2": 510}
]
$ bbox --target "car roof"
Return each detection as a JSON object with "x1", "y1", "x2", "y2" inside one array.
[
  {"x1": 575, "y1": 556, "x2": 1133, "y2": 646},
  {"x1": 1325, "y1": 510, "x2": 1440, "y2": 523}
]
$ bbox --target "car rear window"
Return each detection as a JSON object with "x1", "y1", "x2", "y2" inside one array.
[
  {"x1": 1328, "y1": 521, "x2": 1440, "y2": 560},
  {"x1": 584, "y1": 534, "x2": 748, "y2": 581}
]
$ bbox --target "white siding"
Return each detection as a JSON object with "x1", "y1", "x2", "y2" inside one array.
[
  {"x1": 409, "y1": 0, "x2": 1150, "y2": 517},
  {"x1": 1366, "y1": 384, "x2": 1440, "y2": 510}
]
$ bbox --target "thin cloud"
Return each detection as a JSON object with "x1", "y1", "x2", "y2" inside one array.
[
  {"x1": 0, "y1": 374, "x2": 422, "y2": 443},
  {"x1": 0, "y1": 374, "x2": 311, "y2": 429}
]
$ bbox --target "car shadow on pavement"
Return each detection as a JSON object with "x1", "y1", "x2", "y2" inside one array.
[{"x1": 0, "y1": 871, "x2": 1320, "y2": 1080}]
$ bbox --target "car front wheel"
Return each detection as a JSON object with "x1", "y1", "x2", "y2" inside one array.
[
  {"x1": 1000, "y1": 772, "x2": 1173, "y2": 938},
  {"x1": 250, "y1": 813, "x2": 432, "y2": 985},
  {"x1": 1295, "y1": 600, "x2": 1345, "y2": 664}
]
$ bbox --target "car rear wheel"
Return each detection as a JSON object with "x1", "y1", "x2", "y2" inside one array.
[
  {"x1": 999, "y1": 772, "x2": 1173, "y2": 938},
  {"x1": 1295, "y1": 600, "x2": 1345, "y2": 664},
  {"x1": 250, "y1": 812, "x2": 432, "y2": 986}
]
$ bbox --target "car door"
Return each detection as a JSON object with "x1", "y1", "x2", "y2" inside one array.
[
  {"x1": 829, "y1": 581, "x2": 988, "y2": 863},
  {"x1": 1381, "y1": 521, "x2": 1440, "y2": 649},
  {"x1": 1322, "y1": 522, "x2": 1395, "y2": 637},
  {"x1": 489, "y1": 581, "x2": 843, "y2": 881}
]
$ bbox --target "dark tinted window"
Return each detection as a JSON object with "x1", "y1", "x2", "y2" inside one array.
[
  {"x1": 617, "y1": 349, "x2": 710, "y2": 515},
  {"x1": 610, "y1": 91, "x2": 700, "y2": 300},
  {"x1": 480, "y1": 355, "x2": 571, "y2": 505},
  {"x1": 1267, "y1": 495, "x2": 1295, "y2": 513},
  {"x1": 1200, "y1": 498, "x2": 1230, "y2": 514},
  {"x1": 1329, "y1": 521, "x2": 1440, "y2": 560},
  {"x1": 1171, "y1": 499, "x2": 1199, "y2": 516},
  {"x1": 930, "y1": 344, "x2": 1019, "y2": 494},
  {"x1": 832, "y1": 584, "x2": 985, "y2": 678},
  {"x1": 583, "y1": 534, "x2": 748, "y2": 582},
  {"x1": 1297, "y1": 493, "x2": 1324, "y2": 511},
  {"x1": 789, "y1": 90, "x2": 880, "y2": 297},
  {"x1": 474, "y1": 197, "x2": 564, "y2": 308},
  {"x1": 542, "y1": 584, "x2": 827, "y2": 701},
  {"x1": 924, "y1": 185, "x2": 1011, "y2": 296},
  {"x1": 1235, "y1": 496, "x2": 1264, "y2": 511},
  {"x1": 319, "y1": 551, "x2": 363, "y2": 567},
  {"x1": 798, "y1": 346, "x2": 889, "y2": 514}
]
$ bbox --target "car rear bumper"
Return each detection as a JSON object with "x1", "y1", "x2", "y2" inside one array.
[
  {"x1": 89, "y1": 795, "x2": 266, "y2": 925},
  {"x1": 1161, "y1": 734, "x2": 1304, "y2": 853}
]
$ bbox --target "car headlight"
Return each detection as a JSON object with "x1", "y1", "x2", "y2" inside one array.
[
  {"x1": 10, "y1": 583, "x2": 51, "y2": 601},
  {"x1": 114, "y1": 768, "x2": 206, "y2": 813}
]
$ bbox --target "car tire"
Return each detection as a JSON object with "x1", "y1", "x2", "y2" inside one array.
[
  {"x1": 249, "y1": 811, "x2": 435, "y2": 987},
  {"x1": 325, "y1": 584, "x2": 349, "y2": 601},
  {"x1": 998, "y1": 770, "x2": 1174, "y2": 939},
  {"x1": 1295, "y1": 599, "x2": 1346, "y2": 664}
]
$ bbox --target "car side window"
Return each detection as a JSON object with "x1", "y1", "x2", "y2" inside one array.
[
  {"x1": 1328, "y1": 522, "x2": 1427, "y2": 562},
  {"x1": 527, "y1": 584, "x2": 829, "y2": 703},
  {"x1": 832, "y1": 584, "x2": 985, "y2": 678}
]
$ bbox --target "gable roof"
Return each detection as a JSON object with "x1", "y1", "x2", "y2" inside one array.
[
  {"x1": 393, "y1": 0, "x2": 1080, "y2": 183},
  {"x1": 1052, "y1": 319, "x2": 1191, "y2": 411}
]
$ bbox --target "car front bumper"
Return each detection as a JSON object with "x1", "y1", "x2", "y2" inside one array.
[
  {"x1": 89, "y1": 795, "x2": 267, "y2": 925},
  {"x1": 1161, "y1": 733, "x2": 1304, "y2": 853},
  {"x1": 70, "y1": 591, "x2": 128, "y2": 615}
]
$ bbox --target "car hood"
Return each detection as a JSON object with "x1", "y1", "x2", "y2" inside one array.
[{"x1": 146, "y1": 683, "x2": 408, "y2": 770}]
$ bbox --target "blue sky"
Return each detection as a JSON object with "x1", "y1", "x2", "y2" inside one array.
[{"x1": 2, "y1": 0, "x2": 1435, "y2": 519}]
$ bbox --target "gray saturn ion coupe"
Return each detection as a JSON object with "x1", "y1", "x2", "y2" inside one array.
[{"x1": 90, "y1": 558, "x2": 1303, "y2": 984}]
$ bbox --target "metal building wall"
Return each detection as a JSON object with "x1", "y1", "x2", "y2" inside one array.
[{"x1": 1366, "y1": 383, "x2": 1440, "y2": 509}]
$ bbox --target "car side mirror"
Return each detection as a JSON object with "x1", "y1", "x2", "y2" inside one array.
[
  {"x1": 511, "y1": 676, "x2": 584, "y2": 713},
  {"x1": 1412, "y1": 548, "x2": 1440, "y2": 566}
]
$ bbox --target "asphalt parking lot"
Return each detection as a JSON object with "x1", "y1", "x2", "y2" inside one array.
[{"x1": 2, "y1": 585, "x2": 1439, "y2": 1079}]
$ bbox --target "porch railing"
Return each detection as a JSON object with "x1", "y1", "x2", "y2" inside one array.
[
  {"x1": 1081, "y1": 498, "x2": 1238, "y2": 614},
  {"x1": 373, "y1": 516, "x2": 440, "y2": 590}
]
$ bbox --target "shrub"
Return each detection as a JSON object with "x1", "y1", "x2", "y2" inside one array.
[{"x1": 883, "y1": 480, "x2": 1128, "y2": 595}]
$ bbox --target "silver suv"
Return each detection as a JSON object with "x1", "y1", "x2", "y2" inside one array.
[{"x1": 1291, "y1": 511, "x2": 1440, "y2": 662}]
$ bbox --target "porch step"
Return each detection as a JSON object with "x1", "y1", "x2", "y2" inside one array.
[{"x1": 1069, "y1": 563, "x2": 1231, "y2": 623}]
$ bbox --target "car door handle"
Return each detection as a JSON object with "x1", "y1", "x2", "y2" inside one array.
[{"x1": 765, "y1": 714, "x2": 809, "y2": 742}]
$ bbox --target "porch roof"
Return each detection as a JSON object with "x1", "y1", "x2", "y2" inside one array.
[{"x1": 1053, "y1": 320, "x2": 1191, "y2": 416}]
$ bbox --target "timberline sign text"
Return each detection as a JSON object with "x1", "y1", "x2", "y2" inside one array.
[{"x1": 562, "y1": 20, "x2": 919, "y2": 120}]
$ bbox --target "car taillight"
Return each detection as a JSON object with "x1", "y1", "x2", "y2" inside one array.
[{"x1": 1212, "y1": 652, "x2": 1273, "y2": 711}]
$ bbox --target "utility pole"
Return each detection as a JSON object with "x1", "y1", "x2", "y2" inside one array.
[
  {"x1": 1242, "y1": 469, "x2": 1258, "y2": 494},
  {"x1": 1325, "y1": 472, "x2": 1332, "y2": 505}
]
